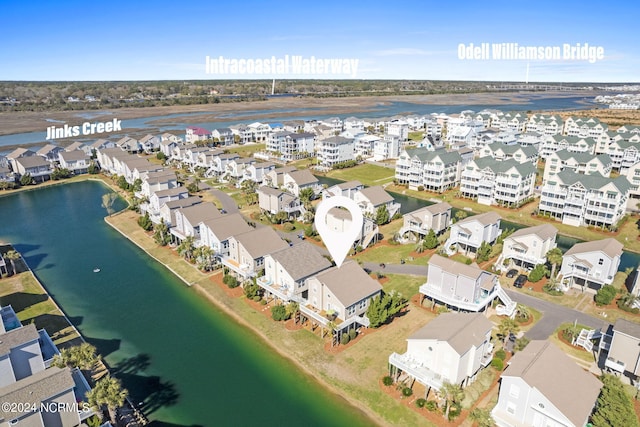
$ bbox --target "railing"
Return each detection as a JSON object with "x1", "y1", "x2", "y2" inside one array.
[{"x1": 388, "y1": 352, "x2": 444, "y2": 390}]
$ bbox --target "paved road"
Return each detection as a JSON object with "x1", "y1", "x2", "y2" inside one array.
[
  {"x1": 209, "y1": 189, "x2": 239, "y2": 214},
  {"x1": 504, "y1": 289, "x2": 609, "y2": 339}
]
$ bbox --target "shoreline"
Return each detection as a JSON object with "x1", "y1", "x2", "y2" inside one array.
[{"x1": 103, "y1": 207, "x2": 389, "y2": 427}]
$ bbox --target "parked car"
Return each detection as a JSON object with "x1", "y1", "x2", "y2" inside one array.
[
  {"x1": 514, "y1": 274, "x2": 528, "y2": 288},
  {"x1": 506, "y1": 269, "x2": 518, "y2": 278}
]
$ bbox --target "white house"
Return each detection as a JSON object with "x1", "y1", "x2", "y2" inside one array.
[
  {"x1": 388, "y1": 312, "x2": 494, "y2": 392},
  {"x1": 492, "y1": 340, "x2": 601, "y2": 427},
  {"x1": 558, "y1": 238, "x2": 623, "y2": 292},
  {"x1": 460, "y1": 158, "x2": 536, "y2": 207},
  {"x1": 395, "y1": 148, "x2": 462, "y2": 192},
  {"x1": 400, "y1": 202, "x2": 452, "y2": 238},
  {"x1": 171, "y1": 202, "x2": 221, "y2": 245},
  {"x1": 543, "y1": 150, "x2": 612, "y2": 184},
  {"x1": 445, "y1": 212, "x2": 502, "y2": 256},
  {"x1": 223, "y1": 226, "x2": 289, "y2": 279},
  {"x1": 199, "y1": 213, "x2": 252, "y2": 256},
  {"x1": 498, "y1": 224, "x2": 558, "y2": 271},
  {"x1": 282, "y1": 169, "x2": 320, "y2": 197},
  {"x1": 257, "y1": 186, "x2": 303, "y2": 219},
  {"x1": 317, "y1": 136, "x2": 355, "y2": 169}
]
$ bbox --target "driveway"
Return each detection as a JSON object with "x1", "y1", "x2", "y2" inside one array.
[{"x1": 209, "y1": 189, "x2": 239, "y2": 214}]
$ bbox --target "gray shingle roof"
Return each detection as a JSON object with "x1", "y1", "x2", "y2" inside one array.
[
  {"x1": 555, "y1": 170, "x2": 632, "y2": 194},
  {"x1": 613, "y1": 318, "x2": 640, "y2": 339},
  {"x1": 409, "y1": 312, "x2": 492, "y2": 355},
  {"x1": 315, "y1": 261, "x2": 382, "y2": 308},
  {"x1": 358, "y1": 186, "x2": 394, "y2": 206},
  {"x1": 232, "y1": 226, "x2": 289, "y2": 259},
  {"x1": 456, "y1": 211, "x2": 501, "y2": 227},
  {"x1": 508, "y1": 224, "x2": 557, "y2": 242},
  {"x1": 201, "y1": 213, "x2": 252, "y2": 241},
  {"x1": 0, "y1": 323, "x2": 40, "y2": 356},
  {"x1": 269, "y1": 242, "x2": 332, "y2": 281},
  {"x1": 564, "y1": 238, "x2": 623, "y2": 259}
]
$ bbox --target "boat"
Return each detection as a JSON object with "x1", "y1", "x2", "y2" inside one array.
[{"x1": 93, "y1": 268, "x2": 101, "y2": 273}]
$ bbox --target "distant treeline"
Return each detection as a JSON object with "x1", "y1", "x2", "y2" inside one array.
[{"x1": 0, "y1": 79, "x2": 606, "y2": 112}]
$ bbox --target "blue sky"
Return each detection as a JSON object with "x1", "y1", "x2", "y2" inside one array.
[{"x1": 2, "y1": 0, "x2": 639, "y2": 82}]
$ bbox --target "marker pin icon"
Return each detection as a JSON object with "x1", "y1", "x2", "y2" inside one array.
[{"x1": 314, "y1": 195, "x2": 363, "y2": 268}]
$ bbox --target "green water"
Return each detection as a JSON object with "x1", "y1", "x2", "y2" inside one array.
[{"x1": 0, "y1": 181, "x2": 376, "y2": 427}]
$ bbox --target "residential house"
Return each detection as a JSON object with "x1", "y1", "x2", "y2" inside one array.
[
  {"x1": 199, "y1": 213, "x2": 252, "y2": 256},
  {"x1": 385, "y1": 119, "x2": 409, "y2": 141},
  {"x1": 317, "y1": 136, "x2": 355, "y2": 169},
  {"x1": 478, "y1": 143, "x2": 538, "y2": 164},
  {"x1": 353, "y1": 185, "x2": 401, "y2": 219},
  {"x1": 0, "y1": 324, "x2": 46, "y2": 387},
  {"x1": 224, "y1": 157, "x2": 256, "y2": 181},
  {"x1": 116, "y1": 136, "x2": 141, "y2": 153},
  {"x1": 354, "y1": 134, "x2": 381, "y2": 158},
  {"x1": 88, "y1": 138, "x2": 115, "y2": 153},
  {"x1": 267, "y1": 131, "x2": 315, "y2": 161},
  {"x1": 6, "y1": 147, "x2": 36, "y2": 173},
  {"x1": 257, "y1": 186, "x2": 303, "y2": 219},
  {"x1": 539, "y1": 135, "x2": 596, "y2": 159},
  {"x1": 623, "y1": 160, "x2": 640, "y2": 198},
  {"x1": 13, "y1": 156, "x2": 52, "y2": 182},
  {"x1": 64, "y1": 141, "x2": 86, "y2": 153},
  {"x1": 400, "y1": 202, "x2": 452, "y2": 239},
  {"x1": 388, "y1": 312, "x2": 494, "y2": 392},
  {"x1": 373, "y1": 135, "x2": 402, "y2": 159},
  {"x1": 607, "y1": 139, "x2": 640, "y2": 172},
  {"x1": 158, "y1": 196, "x2": 201, "y2": 226},
  {"x1": 0, "y1": 166, "x2": 13, "y2": 183},
  {"x1": 460, "y1": 158, "x2": 536, "y2": 207},
  {"x1": 538, "y1": 171, "x2": 631, "y2": 228},
  {"x1": 306, "y1": 261, "x2": 382, "y2": 322},
  {"x1": 322, "y1": 180, "x2": 365, "y2": 199},
  {"x1": 283, "y1": 169, "x2": 320, "y2": 197},
  {"x1": 498, "y1": 224, "x2": 558, "y2": 271},
  {"x1": 36, "y1": 144, "x2": 64, "y2": 163},
  {"x1": 264, "y1": 166, "x2": 297, "y2": 188},
  {"x1": 319, "y1": 117, "x2": 343, "y2": 134},
  {"x1": 419, "y1": 254, "x2": 514, "y2": 314},
  {"x1": 146, "y1": 187, "x2": 189, "y2": 216},
  {"x1": 543, "y1": 150, "x2": 612, "y2": 184},
  {"x1": 185, "y1": 126, "x2": 211, "y2": 143},
  {"x1": 247, "y1": 122, "x2": 271, "y2": 141},
  {"x1": 260, "y1": 242, "x2": 332, "y2": 301},
  {"x1": 171, "y1": 202, "x2": 221, "y2": 245},
  {"x1": 138, "y1": 170, "x2": 178, "y2": 199},
  {"x1": 445, "y1": 212, "x2": 502, "y2": 256},
  {"x1": 223, "y1": 227, "x2": 289, "y2": 279},
  {"x1": 558, "y1": 238, "x2": 623, "y2": 291},
  {"x1": 325, "y1": 207, "x2": 380, "y2": 249},
  {"x1": 230, "y1": 124, "x2": 253, "y2": 144},
  {"x1": 243, "y1": 162, "x2": 275, "y2": 184},
  {"x1": 211, "y1": 128, "x2": 234, "y2": 146},
  {"x1": 527, "y1": 114, "x2": 564, "y2": 136},
  {"x1": 395, "y1": 148, "x2": 463, "y2": 192},
  {"x1": 139, "y1": 134, "x2": 161, "y2": 153},
  {"x1": 159, "y1": 138, "x2": 179, "y2": 158},
  {"x1": 604, "y1": 319, "x2": 640, "y2": 381},
  {"x1": 564, "y1": 116, "x2": 608, "y2": 139},
  {"x1": 492, "y1": 340, "x2": 601, "y2": 427},
  {"x1": 58, "y1": 150, "x2": 90, "y2": 174}
]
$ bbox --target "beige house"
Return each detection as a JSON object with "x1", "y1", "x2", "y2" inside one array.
[
  {"x1": 492, "y1": 340, "x2": 601, "y2": 427},
  {"x1": 498, "y1": 224, "x2": 558, "y2": 271},
  {"x1": 605, "y1": 318, "x2": 640, "y2": 380},
  {"x1": 223, "y1": 227, "x2": 289, "y2": 279},
  {"x1": 400, "y1": 202, "x2": 452, "y2": 238}
]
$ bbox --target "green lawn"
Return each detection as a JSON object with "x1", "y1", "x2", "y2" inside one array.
[
  {"x1": 382, "y1": 274, "x2": 425, "y2": 298},
  {"x1": 408, "y1": 131, "x2": 424, "y2": 142},
  {"x1": 226, "y1": 143, "x2": 266, "y2": 157},
  {"x1": 353, "y1": 243, "x2": 431, "y2": 266},
  {"x1": 326, "y1": 164, "x2": 395, "y2": 186}
]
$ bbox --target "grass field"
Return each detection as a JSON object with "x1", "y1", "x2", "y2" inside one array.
[
  {"x1": 354, "y1": 243, "x2": 431, "y2": 266},
  {"x1": 326, "y1": 163, "x2": 395, "y2": 186},
  {"x1": 226, "y1": 142, "x2": 266, "y2": 157}
]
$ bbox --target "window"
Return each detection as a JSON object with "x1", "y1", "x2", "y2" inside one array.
[
  {"x1": 506, "y1": 402, "x2": 517, "y2": 415},
  {"x1": 598, "y1": 258, "x2": 604, "y2": 265},
  {"x1": 509, "y1": 384, "x2": 520, "y2": 398}
]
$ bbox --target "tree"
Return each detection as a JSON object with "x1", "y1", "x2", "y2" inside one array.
[
  {"x1": 469, "y1": 408, "x2": 494, "y2": 427},
  {"x1": 86, "y1": 375, "x2": 129, "y2": 424},
  {"x1": 528, "y1": 263, "x2": 548, "y2": 282},
  {"x1": 454, "y1": 210, "x2": 467, "y2": 222},
  {"x1": 4, "y1": 249, "x2": 20, "y2": 275},
  {"x1": 51, "y1": 168, "x2": 71, "y2": 180},
  {"x1": 366, "y1": 291, "x2": 407, "y2": 328},
  {"x1": 52, "y1": 342, "x2": 98, "y2": 370},
  {"x1": 440, "y1": 381, "x2": 464, "y2": 421},
  {"x1": 271, "y1": 304, "x2": 288, "y2": 321},
  {"x1": 101, "y1": 193, "x2": 118, "y2": 216},
  {"x1": 546, "y1": 247, "x2": 563, "y2": 279},
  {"x1": 375, "y1": 205, "x2": 390, "y2": 225},
  {"x1": 591, "y1": 374, "x2": 640, "y2": 427},
  {"x1": 515, "y1": 303, "x2": 531, "y2": 322},
  {"x1": 595, "y1": 285, "x2": 617, "y2": 306},
  {"x1": 137, "y1": 212, "x2": 153, "y2": 231},
  {"x1": 423, "y1": 229, "x2": 439, "y2": 250},
  {"x1": 153, "y1": 219, "x2": 170, "y2": 246},
  {"x1": 196, "y1": 246, "x2": 214, "y2": 271},
  {"x1": 132, "y1": 178, "x2": 143, "y2": 192},
  {"x1": 177, "y1": 235, "x2": 196, "y2": 261},
  {"x1": 20, "y1": 173, "x2": 34, "y2": 186},
  {"x1": 299, "y1": 187, "x2": 314, "y2": 207},
  {"x1": 498, "y1": 318, "x2": 520, "y2": 343},
  {"x1": 243, "y1": 281, "x2": 261, "y2": 299},
  {"x1": 476, "y1": 241, "x2": 492, "y2": 263}
]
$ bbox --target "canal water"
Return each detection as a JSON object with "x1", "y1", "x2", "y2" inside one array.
[
  {"x1": 315, "y1": 175, "x2": 640, "y2": 272},
  {"x1": 0, "y1": 181, "x2": 375, "y2": 427}
]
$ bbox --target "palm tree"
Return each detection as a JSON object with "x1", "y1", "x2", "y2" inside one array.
[
  {"x1": 440, "y1": 381, "x2": 464, "y2": 420},
  {"x1": 4, "y1": 250, "x2": 21, "y2": 275},
  {"x1": 177, "y1": 235, "x2": 195, "y2": 262},
  {"x1": 515, "y1": 303, "x2": 532, "y2": 322},
  {"x1": 87, "y1": 375, "x2": 128, "y2": 424},
  {"x1": 498, "y1": 318, "x2": 520, "y2": 344},
  {"x1": 469, "y1": 408, "x2": 494, "y2": 427},
  {"x1": 546, "y1": 247, "x2": 563, "y2": 279},
  {"x1": 52, "y1": 342, "x2": 98, "y2": 370},
  {"x1": 618, "y1": 292, "x2": 638, "y2": 309}
]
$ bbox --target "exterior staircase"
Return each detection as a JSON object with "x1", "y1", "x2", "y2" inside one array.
[
  {"x1": 495, "y1": 285, "x2": 517, "y2": 318},
  {"x1": 573, "y1": 328, "x2": 602, "y2": 352}
]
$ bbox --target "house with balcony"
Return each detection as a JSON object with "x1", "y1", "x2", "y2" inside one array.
[
  {"x1": 116, "y1": 136, "x2": 141, "y2": 153},
  {"x1": 325, "y1": 207, "x2": 380, "y2": 249},
  {"x1": 223, "y1": 227, "x2": 289, "y2": 280},
  {"x1": 0, "y1": 166, "x2": 13, "y2": 184},
  {"x1": 211, "y1": 128, "x2": 234, "y2": 146},
  {"x1": 538, "y1": 171, "x2": 631, "y2": 228},
  {"x1": 542, "y1": 150, "x2": 612, "y2": 184},
  {"x1": 205, "y1": 152, "x2": 240, "y2": 177},
  {"x1": 58, "y1": 150, "x2": 90, "y2": 174},
  {"x1": 388, "y1": 312, "x2": 494, "y2": 394},
  {"x1": 282, "y1": 169, "x2": 320, "y2": 197},
  {"x1": 558, "y1": 238, "x2": 623, "y2": 292},
  {"x1": 247, "y1": 122, "x2": 271, "y2": 141},
  {"x1": 259, "y1": 242, "x2": 333, "y2": 302},
  {"x1": 224, "y1": 157, "x2": 256, "y2": 182},
  {"x1": 494, "y1": 112, "x2": 527, "y2": 133},
  {"x1": 139, "y1": 134, "x2": 161, "y2": 153},
  {"x1": 526, "y1": 114, "x2": 563, "y2": 136},
  {"x1": 263, "y1": 166, "x2": 297, "y2": 188},
  {"x1": 170, "y1": 202, "x2": 221, "y2": 245},
  {"x1": 306, "y1": 261, "x2": 382, "y2": 323},
  {"x1": 607, "y1": 139, "x2": 640, "y2": 172},
  {"x1": 185, "y1": 126, "x2": 211, "y2": 143},
  {"x1": 604, "y1": 319, "x2": 640, "y2": 381},
  {"x1": 88, "y1": 138, "x2": 115, "y2": 154},
  {"x1": 257, "y1": 186, "x2": 303, "y2": 219},
  {"x1": 317, "y1": 136, "x2": 355, "y2": 169},
  {"x1": 322, "y1": 180, "x2": 365, "y2": 199},
  {"x1": 460, "y1": 158, "x2": 536, "y2": 207},
  {"x1": 145, "y1": 187, "x2": 189, "y2": 218},
  {"x1": 353, "y1": 185, "x2": 401, "y2": 220},
  {"x1": 498, "y1": 224, "x2": 558, "y2": 271},
  {"x1": 6, "y1": 148, "x2": 36, "y2": 173},
  {"x1": 13, "y1": 156, "x2": 52, "y2": 182},
  {"x1": 419, "y1": 254, "x2": 514, "y2": 315},
  {"x1": 138, "y1": 169, "x2": 178, "y2": 200},
  {"x1": 492, "y1": 340, "x2": 602, "y2": 427},
  {"x1": 444, "y1": 212, "x2": 502, "y2": 256},
  {"x1": 353, "y1": 134, "x2": 380, "y2": 157},
  {"x1": 564, "y1": 116, "x2": 608, "y2": 139},
  {"x1": 267, "y1": 131, "x2": 315, "y2": 161},
  {"x1": 199, "y1": 213, "x2": 252, "y2": 257},
  {"x1": 395, "y1": 148, "x2": 462, "y2": 192},
  {"x1": 242, "y1": 162, "x2": 275, "y2": 184},
  {"x1": 36, "y1": 144, "x2": 64, "y2": 163},
  {"x1": 318, "y1": 117, "x2": 343, "y2": 134},
  {"x1": 539, "y1": 135, "x2": 596, "y2": 159},
  {"x1": 385, "y1": 119, "x2": 409, "y2": 141},
  {"x1": 399, "y1": 202, "x2": 452, "y2": 239},
  {"x1": 478, "y1": 143, "x2": 538, "y2": 164},
  {"x1": 623, "y1": 160, "x2": 640, "y2": 198},
  {"x1": 230, "y1": 124, "x2": 253, "y2": 144},
  {"x1": 158, "y1": 196, "x2": 201, "y2": 226}
]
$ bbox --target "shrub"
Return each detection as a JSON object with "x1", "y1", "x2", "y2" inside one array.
[
  {"x1": 271, "y1": 304, "x2": 288, "y2": 321},
  {"x1": 617, "y1": 301, "x2": 640, "y2": 314},
  {"x1": 495, "y1": 349, "x2": 507, "y2": 360},
  {"x1": 528, "y1": 263, "x2": 548, "y2": 282},
  {"x1": 137, "y1": 213, "x2": 153, "y2": 231},
  {"x1": 416, "y1": 398, "x2": 426, "y2": 408},
  {"x1": 595, "y1": 285, "x2": 617, "y2": 306},
  {"x1": 402, "y1": 387, "x2": 413, "y2": 397},
  {"x1": 222, "y1": 275, "x2": 239, "y2": 288},
  {"x1": 252, "y1": 295, "x2": 262, "y2": 302},
  {"x1": 348, "y1": 328, "x2": 357, "y2": 341},
  {"x1": 447, "y1": 403, "x2": 462, "y2": 421},
  {"x1": 491, "y1": 357, "x2": 504, "y2": 371},
  {"x1": 283, "y1": 222, "x2": 295, "y2": 232},
  {"x1": 425, "y1": 400, "x2": 438, "y2": 412},
  {"x1": 340, "y1": 334, "x2": 350, "y2": 345},
  {"x1": 543, "y1": 282, "x2": 563, "y2": 296},
  {"x1": 382, "y1": 376, "x2": 393, "y2": 386},
  {"x1": 260, "y1": 299, "x2": 267, "y2": 305}
]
